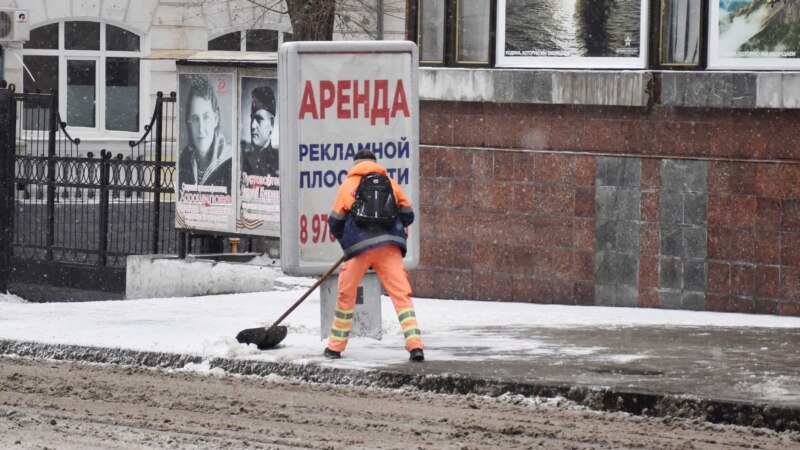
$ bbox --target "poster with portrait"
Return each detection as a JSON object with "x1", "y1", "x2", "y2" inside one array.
[
  {"x1": 709, "y1": 0, "x2": 800, "y2": 69},
  {"x1": 496, "y1": 0, "x2": 649, "y2": 68},
  {"x1": 175, "y1": 72, "x2": 236, "y2": 232},
  {"x1": 236, "y1": 77, "x2": 280, "y2": 237}
]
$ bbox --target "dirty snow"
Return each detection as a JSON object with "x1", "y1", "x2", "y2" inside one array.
[{"x1": 2, "y1": 283, "x2": 800, "y2": 372}]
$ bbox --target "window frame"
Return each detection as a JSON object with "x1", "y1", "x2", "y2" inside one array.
[
  {"x1": 655, "y1": 0, "x2": 707, "y2": 69},
  {"x1": 64, "y1": 56, "x2": 99, "y2": 129},
  {"x1": 454, "y1": 0, "x2": 494, "y2": 65},
  {"x1": 207, "y1": 28, "x2": 294, "y2": 53},
  {"x1": 408, "y1": 0, "x2": 496, "y2": 68},
  {"x1": 22, "y1": 20, "x2": 144, "y2": 137},
  {"x1": 415, "y1": 0, "x2": 446, "y2": 65}
]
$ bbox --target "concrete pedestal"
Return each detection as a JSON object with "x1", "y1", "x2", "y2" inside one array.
[
  {"x1": 126, "y1": 254, "x2": 282, "y2": 299},
  {"x1": 320, "y1": 273, "x2": 382, "y2": 341}
]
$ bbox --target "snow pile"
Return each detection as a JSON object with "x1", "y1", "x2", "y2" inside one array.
[
  {"x1": 0, "y1": 292, "x2": 27, "y2": 304},
  {"x1": 0, "y1": 287, "x2": 799, "y2": 373},
  {"x1": 175, "y1": 360, "x2": 227, "y2": 377}
]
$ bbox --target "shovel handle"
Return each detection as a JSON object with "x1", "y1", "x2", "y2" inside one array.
[{"x1": 267, "y1": 255, "x2": 346, "y2": 331}]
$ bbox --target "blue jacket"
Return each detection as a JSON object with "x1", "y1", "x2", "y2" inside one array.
[{"x1": 328, "y1": 161, "x2": 414, "y2": 260}]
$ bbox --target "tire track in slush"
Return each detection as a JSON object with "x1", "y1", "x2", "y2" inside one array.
[{"x1": 1, "y1": 357, "x2": 798, "y2": 449}]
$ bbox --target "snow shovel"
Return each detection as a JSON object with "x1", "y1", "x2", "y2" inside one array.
[{"x1": 236, "y1": 255, "x2": 346, "y2": 350}]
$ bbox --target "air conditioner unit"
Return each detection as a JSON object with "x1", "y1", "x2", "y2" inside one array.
[{"x1": 0, "y1": 9, "x2": 30, "y2": 42}]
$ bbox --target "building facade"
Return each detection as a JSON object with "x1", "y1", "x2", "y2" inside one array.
[
  {"x1": 4, "y1": 0, "x2": 799, "y2": 316},
  {"x1": 407, "y1": 1, "x2": 800, "y2": 316},
  {"x1": 2, "y1": 0, "x2": 405, "y2": 154}
]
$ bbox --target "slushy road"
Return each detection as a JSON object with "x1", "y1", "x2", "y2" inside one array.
[{"x1": 1, "y1": 357, "x2": 797, "y2": 449}]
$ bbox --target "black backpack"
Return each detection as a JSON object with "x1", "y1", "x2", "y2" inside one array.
[{"x1": 351, "y1": 173, "x2": 398, "y2": 230}]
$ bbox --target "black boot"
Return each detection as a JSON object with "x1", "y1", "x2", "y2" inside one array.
[
  {"x1": 409, "y1": 348, "x2": 424, "y2": 362},
  {"x1": 323, "y1": 348, "x2": 341, "y2": 359}
]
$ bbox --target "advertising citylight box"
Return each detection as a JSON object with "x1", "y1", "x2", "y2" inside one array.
[
  {"x1": 279, "y1": 41, "x2": 420, "y2": 276},
  {"x1": 175, "y1": 63, "x2": 281, "y2": 238},
  {"x1": 496, "y1": 0, "x2": 649, "y2": 68},
  {"x1": 709, "y1": 1, "x2": 800, "y2": 69}
]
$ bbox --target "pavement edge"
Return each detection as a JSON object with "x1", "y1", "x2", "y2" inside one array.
[{"x1": 1, "y1": 339, "x2": 798, "y2": 432}]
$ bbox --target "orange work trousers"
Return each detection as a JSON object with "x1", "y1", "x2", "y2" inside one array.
[{"x1": 327, "y1": 245, "x2": 423, "y2": 353}]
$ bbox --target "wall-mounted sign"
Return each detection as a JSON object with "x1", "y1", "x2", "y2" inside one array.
[
  {"x1": 496, "y1": 0, "x2": 649, "y2": 68},
  {"x1": 709, "y1": 0, "x2": 800, "y2": 69},
  {"x1": 278, "y1": 41, "x2": 420, "y2": 276}
]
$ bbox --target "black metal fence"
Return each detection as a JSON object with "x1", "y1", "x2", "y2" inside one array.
[
  {"x1": 0, "y1": 88, "x2": 13, "y2": 293},
  {"x1": 0, "y1": 88, "x2": 178, "y2": 293}
]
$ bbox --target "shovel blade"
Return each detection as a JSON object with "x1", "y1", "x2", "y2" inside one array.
[{"x1": 235, "y1": 326, "x2": 288, "y2": 350}]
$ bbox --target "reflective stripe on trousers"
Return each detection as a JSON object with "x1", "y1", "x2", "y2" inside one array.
[{"x1": 327, "y1": 245, "x2": 423, "y2": 353}]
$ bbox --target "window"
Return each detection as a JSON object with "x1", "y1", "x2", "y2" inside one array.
[
  {"x1": 106, "y1": 58, "x2": 140, "y2": 132},
  {"x1": 409, "y1": 0, "x2": 494, "y2": 67},
  {"x1": 418, "y1": 1, "x2": 445, "y2": 64},
  {"x1": 409, "y1": 1, "x2": 800, "y2": 71},
  {"x1": 66, "y1": 59, "x2": 96, "y2": 128},
  {"x1": 65, "y1": 21, "x2": 100, "y2": 50},
  {"x1": 23, "y1": 22, "x2": 141, "y2": 133},
  {"x1": 246, "y1": 29, "x2": 279, "y2": 51},
  {"x1": 456, "y1": 1, "x2": 492, "y2": 64},
  {"x1": 28, "y1": 23, "x2": 57, "y2": 49},
  {"x1": 208, "y1": 29, "x2": 292, "y2": 52},
  {"x1": 209, "y1": 31, "x2": 241, "y2": 51},
  {"x1": 659, "y1": 0, "x2": 703, "y2": 67}
]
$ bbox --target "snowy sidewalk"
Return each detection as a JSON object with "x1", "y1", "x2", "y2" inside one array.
[{"x1": 2, "y1": 278, "x2": 800, "y2": 431}]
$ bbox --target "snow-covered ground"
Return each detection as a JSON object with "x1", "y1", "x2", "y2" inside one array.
[{"x1": 3, "y1": 274, "x2": 800, "y2": 372}]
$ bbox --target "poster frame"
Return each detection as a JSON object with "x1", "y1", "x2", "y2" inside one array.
[
  {"x1": 495, "y1": 0, "x2": 650, "y2": 69},
  {"x1": 708, "y1": 1, "x2": 800, "y2": 70},
  {"x1": 235, "y1": 73, "x2": 281, "y2": 238},
  {"x1": 175, "y1": 69, "x2": 237, "y2": 234}
]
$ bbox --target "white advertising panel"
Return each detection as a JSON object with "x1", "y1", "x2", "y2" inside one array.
[
  {"x1": 279, "y1": 41, "x2": 420, "y2": 276},
  {"x1": 175, "y1": 72, "x2": 236, "y2": 232},
  {"x1": 496, "y1": 0, "x2": 649, "y2": 68},
  {"x1": 709, "y1": 1, "x2": 800, "y2": 69}
]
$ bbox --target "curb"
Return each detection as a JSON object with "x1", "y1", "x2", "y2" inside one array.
[{"x1": 2, "y1": 339, "x2": 798, "y2": 432}]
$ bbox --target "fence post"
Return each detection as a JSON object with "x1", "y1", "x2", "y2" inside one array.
[
  {"x1": 46, "y1": 90, "x2": 57, "y2": 261},
  {"x1": 98, "y1": 150, "x2": 110, "y2": 267},
  {"x1": 0, "y1": 87, "x2": 14, "y2": 292},
  {"x1": 152, "y1": 92, "x2": 164, "y2": 254}
]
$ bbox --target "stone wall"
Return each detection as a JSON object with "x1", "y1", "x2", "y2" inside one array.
[{"x1": 411, "y1": 100, "x2": 800, "y2": 316}]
